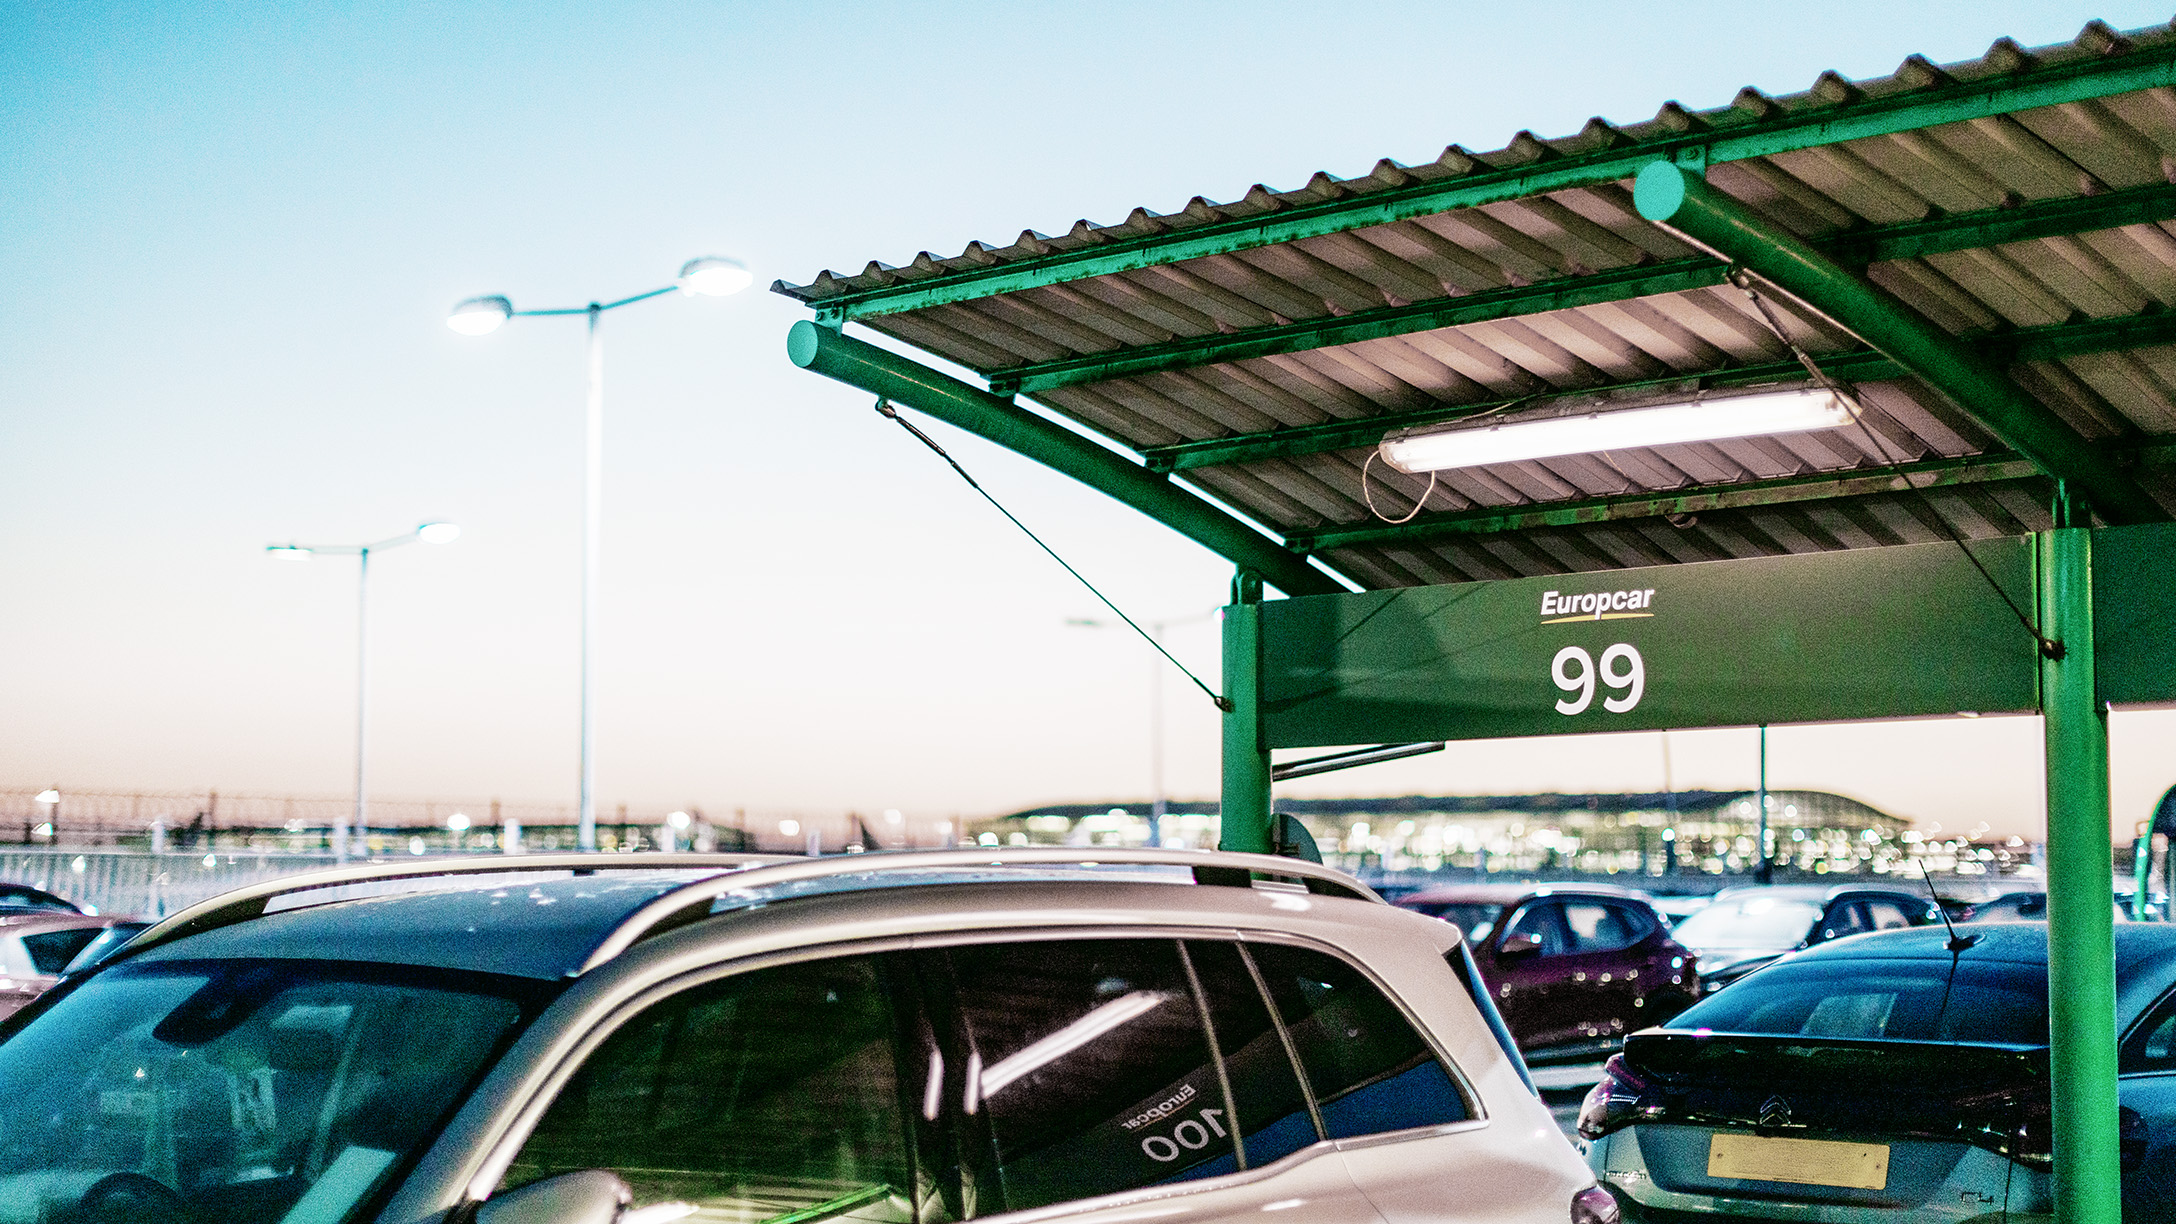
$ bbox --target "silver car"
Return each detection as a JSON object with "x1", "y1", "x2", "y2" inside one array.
[{"x1": 0, "y1": 849, "x2": 1612, "y2": 1224}]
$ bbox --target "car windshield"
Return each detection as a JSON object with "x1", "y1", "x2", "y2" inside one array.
[
  {"x1": 0, "y1": 959, "x2": 544, "y2": 1224},
  {"x1": 1670, "y1": 957, "x2": 2049, "y2": 1044},
  {"x1": 1401, "y1": 902, "x2": 1506, "y2": 943},
  {"x1": 1672, "y1": 896, "x2": 1823, "y2": 950}
]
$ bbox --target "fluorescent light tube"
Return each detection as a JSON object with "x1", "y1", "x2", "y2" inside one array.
[{"x1": 1379, "y1": 388, "x2": 1855, "y2": 474}]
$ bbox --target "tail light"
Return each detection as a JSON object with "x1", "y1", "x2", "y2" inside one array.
[
  {"x1": 1950, "y1": 1079, "x2": 2050, "y2": 1168},
  {"x1": 1576, "y1": 1053, "x2": 1647, "y2": 1140},
  {"x1": 1570, "y1": 1185, "x2": 1621, "y2": 1224}
]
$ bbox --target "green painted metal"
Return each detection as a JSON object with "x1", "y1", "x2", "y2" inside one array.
[
  {"x1": 1291, "y1": 454, "x2": 2042, "y2": 553},
  {"x1": 1258, "y1": 537, "x2": 2040, "y2": 748},
  {"x1": 2090, "y1": 521, "x2": 2176, "y2": 705},
  {"x1": 994, "y1": 181, "x2": 2176, "y2": 396},
  {"x1": 805, "y1": 48, "x2": 2176, "y2": 321},
  {"x1": 2037, "y1": 515, "x2": 2122, "y2": 1224},
  {"x1": 1635, "y1": 161, "x2": 2165, "y2": 525},
  {"x1": 784, "y1": 321, "x2": 1340, "y2": 598},
  {"x1": 1219, "y1": 571, "x2": 1272, "y2": 853},
  {"x1": 1138, "y1": 309, "x2": 2176, "y2": 474}
]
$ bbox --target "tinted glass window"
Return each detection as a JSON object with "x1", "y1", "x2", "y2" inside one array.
[
  {"x1": 505, "y1": 955, "x2": 914, "y2": 1223},
  {"x1": 1563, "y1": 902, "x2": 1647, "y2": 953},
  {"x1": 0, "y1": 961, "x2": 531, "y2": 1224},
  {"x1": 1402, "y1": 902, "x2": 1504, "y2": 943},
  {"x1": 1863, "y1": 900, "x2": 1917, "y2": 931},
  {"x1": 21, "y1": 927, "x2": 100, "y2": 974},
  {"x1": 2123, "y1": 991, "x2": 2176, "y2": 1072},
  {"x1": 1248, "y1": 942, "x2": 1469, "y2": 1138},
  {"x1": 1502, "y1": 902, "x2": 1570, "y2": 955},
  {"x1": 1674, "y1": 958, "x2": 2048, "y2": 1044},
  {"x1": 1185, "y1": 941, "x2": 1320, "y2": 1167}
]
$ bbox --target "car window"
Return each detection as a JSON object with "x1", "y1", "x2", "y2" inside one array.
[
  {"x1": 1501, "y1": 902, "x2": 1569, "y2": 955},
  {"x1": 1402, "y1": 902, "x2": 1504, "y2": 943},
  {"x1": 1862, "y1": 900, "x2": 1917, "y2": 931},
  {"x1": 1247, "y1": 942, "x2": 1470, "y2": 1139},
  {"x1": 0, "y1": 960, "x2": 532, "y2": 1224},
  {"x1": 1184, "y1": 941, "x2": 1322, "y2": 1168},
  {"x1": 1562, "y1": 901, "x2": 1646, "y2": 953},
  {"x1": 1671, "y1": 897, "x2": 1823, "y2": 949},
  {"x1": 21, "y1": 927, "x2": 101, "y2": 974},
  {"x1": 940, "y1": 938, "x2": 1237, "y2": 1213},
  {"x1": 0, "y1": 935, "x2": 33, "y2": 977},
  {"x1": 1673, "y1": 958, "x2": 2048, "y2": 1044},
  {"x1": 1816, "y1": 901, "x2": 1870, "y2": 941},
  {"x1": 2123, "y1": 991, "x2": 2176, "y2": 1073},
  {"x1": 504, "y1": 954, "x2": 915, "y2": 1223}
]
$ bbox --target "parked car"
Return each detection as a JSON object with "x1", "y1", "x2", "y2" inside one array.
[
  {"x1": 0, "y1": 850, "x2": 1616, "y2": 1224},
  {"x1": 56, "y1": 918, "x2": 153, "y2": 975},
  {"x1": 0, "y1": 882, "x2": 82, "y2": 913},
  {"x1": 1396, "y1": 883, "x2": 1698, "y2": 1063},
  {"x1": 0, "y1": 912, "x2": 133, "y2": 1019},
  {"x1": 1952, "y1": 889, "x2": 2131, "y2": 924},
  {"x1": 1668, "y1": 884, "x2": 1939, "y2": 993},
  {"x1": 1579, "y1": 921, "x2": 2176, "y2": 1222}
]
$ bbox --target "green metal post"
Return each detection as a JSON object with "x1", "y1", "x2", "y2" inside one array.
[
  {"x1": 1220, "y1": 570, "x2": 1272, "y2": 854},
  {"x1": 2038, "y1": 502, "x2": 2122, "y2": 1224}
]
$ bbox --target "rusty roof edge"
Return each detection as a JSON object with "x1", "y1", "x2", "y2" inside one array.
[{"x1": 774, "y1": 19, "x2": 2176, "y2": 315}]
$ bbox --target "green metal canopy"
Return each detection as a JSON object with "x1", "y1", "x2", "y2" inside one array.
[
  {"x1": 781, "y1": 22, "x2": 2176, "y2": 1224},
  {"x1": 783, "y1": 20, "x2": 2176, "y2": 592}
]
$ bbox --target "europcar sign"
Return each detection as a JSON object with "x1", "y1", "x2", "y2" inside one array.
[{"x1": 1263, "y1": 535, "x2": 2064, "y2": 748}]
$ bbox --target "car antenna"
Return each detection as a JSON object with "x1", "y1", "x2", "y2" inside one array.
[{"x1": 1917, "y1": 858, "x2": 1979, "y2": 953}]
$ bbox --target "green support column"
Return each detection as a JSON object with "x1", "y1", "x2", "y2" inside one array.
[
  {"x1": 2039, "y1": 503, "x2": 2122, "y2": 1224},
  {"x1": 1220, "y1": 570, "x2": 1272, "y2": 854}
]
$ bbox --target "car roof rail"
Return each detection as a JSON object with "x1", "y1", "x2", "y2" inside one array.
[
  {"x1": 102, "y1": 852, "x2": 798, "y2": 968},
  {"x1": 576, "y1": 845, "x2": 1381, "y2": 974}
]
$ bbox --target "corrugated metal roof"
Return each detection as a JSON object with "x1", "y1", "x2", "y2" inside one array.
[{"x1": 780, "y1": 19, "x2": 2176, "y2": 589}]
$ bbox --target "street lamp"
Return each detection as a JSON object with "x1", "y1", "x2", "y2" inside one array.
[
  {"x1": 449, "y1": 256, "x2": 751, "y2": 852},
  {"x1": 1065, "y1": 611, "x2": 1217, "y2": 847},
  {"x1": 267, "y1": 522, "x2": 460, "y2": 863}
]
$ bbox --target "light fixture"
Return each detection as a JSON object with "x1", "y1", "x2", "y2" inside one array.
[
  {"x1": 33, "y1": 790, "x2": 57, "y2": 805},
  {"x1": 677, "y1": 255, "x2": 753, "y2": 297},
  {"x1": 447, "y1": 295, "x2": 514, "y2": 335},
  {"x1": 267, "y1": 544, "x2": 314, "y2": 561},
  {"x1": 446, "y1": 813, "x2": 471, "y2": 831},
  {"x1": 667, "y1": 810, "x2": 692, "y2": 830},
  {"x1": 1379, "y1": 387, "x2": 1856, "y2": 474},
  {"x1": 417, "y1": 521, "x2": 462, "y2": 545}
]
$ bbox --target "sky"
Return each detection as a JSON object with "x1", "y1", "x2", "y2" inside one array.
[{"x1": 6, "y1": 0, "x2": 2175, "y2": 839}]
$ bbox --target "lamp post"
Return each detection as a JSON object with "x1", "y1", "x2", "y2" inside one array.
[
  {"x1": 449, "y1": 256, "x2": 751, "y2": 852},
  {"x1": 268, "y1": 522, "x2": 460, "y2": 862},
  {"x1": 1065, "y1": 611, "x2": 1216, "y2": 847}
]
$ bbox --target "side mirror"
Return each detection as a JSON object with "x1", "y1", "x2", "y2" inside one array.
[
  {"x1": 476, "y1": 1171, "x2": 631, "y2": 1224},
  {"x1": 1499, "y1": 932, "x2": 1544, "y2": 957}
]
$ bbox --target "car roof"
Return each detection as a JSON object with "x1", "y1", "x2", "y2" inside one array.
[
  {"x1": 1749, "y1": 921, "x2": 2176, "y2": 1022},
  {"x1": 1711, "y1": 883, "x2": 1927, "y2": 904},
  {"x1": 1396, "y1": 881, "x2": 1648, "y2": 906},
  {"x1": 115, "y1": 851, "x2": 1381, "y2": 981},
  {"x1": 0, "y1": 912, "x2": 113, "y2": 935}
]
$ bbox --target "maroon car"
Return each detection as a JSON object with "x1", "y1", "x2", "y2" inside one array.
[{"x1": 1397, "y1": 883, "x2": 1698, "y2": 1062}]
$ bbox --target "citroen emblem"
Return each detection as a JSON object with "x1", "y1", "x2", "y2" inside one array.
[{"x1": 1758, "y1": 1095, "x2": 1793, "y2": 1128}]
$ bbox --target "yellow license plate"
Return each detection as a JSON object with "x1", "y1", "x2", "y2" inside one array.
[{"x1": 1706, "y1": 1132, "x2": 1890, "y2": 1190}]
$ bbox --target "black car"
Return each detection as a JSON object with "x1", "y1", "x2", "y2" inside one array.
[
  {"x1": 1667, "y1": 884, "x2": 1939, "y2": 993},
  {"x1": 0, "y1": 883, "x2": 81, "y2": 914},
  {"x1": 1579, "y1": 922, "x2": 2176, "y2": 1222}
]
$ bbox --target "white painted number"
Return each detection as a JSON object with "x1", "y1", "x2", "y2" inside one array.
[
  {"x1": 1552, "y1": 644, "x2": 1645, "y2": 716},
  {"x1": 1600, "y1": 644, "x2": 1645, "y2": 713},
  {"x1": 1141, "y1": 1108, "x2": 1229, "y2": 1162},
  {"x1": 1552, "y1": 646, "x2": 1595, "y2": 715}
]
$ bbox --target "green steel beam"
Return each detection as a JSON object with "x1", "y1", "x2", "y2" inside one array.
[
  {"x1": 2037, "y1": 510, "x2": 2122, "y2": 1224},
  {"x1": 1635, "y1": 161, "x2": 2166, "y2": 525},
  {"x1": 1219, "y1": 570, "x2": 1272, "y2": 854},
  {"x1": 784, "y1": 321, "x2": 1342, "y2": 598},
  {"x1": 806, "y1": 46, "x2": 2176, "y2": 322},
  {"x1": 1289, "y1": 454, "x2": 2045, "y2": 553},
  {"x1": 1138, "y1": 307, "x2": 2176, "y2": 474},
  {"x1": 994, "y1": 181, "x2": 2176, "y2": 395}
]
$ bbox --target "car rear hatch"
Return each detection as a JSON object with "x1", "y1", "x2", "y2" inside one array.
[{"x1": 1617, "y1": 1031, "x2": 2046, "y2": 1213}]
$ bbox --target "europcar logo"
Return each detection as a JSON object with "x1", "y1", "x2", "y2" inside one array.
[{"x1": 1541, "y1": 587, "x2": 1656, "y2": 624}]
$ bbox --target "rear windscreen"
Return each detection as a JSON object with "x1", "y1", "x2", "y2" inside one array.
[{"x1": 1674, "y1": 957, "x2": 2047, "y2": 1044}]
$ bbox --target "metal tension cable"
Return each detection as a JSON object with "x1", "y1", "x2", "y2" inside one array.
[
  {"x1": 871, "y1": 397, "x2": 1234, "y2": 711},
  {"x1": 1729, "y1": 269, "x2": 2064, "y2": 661}
]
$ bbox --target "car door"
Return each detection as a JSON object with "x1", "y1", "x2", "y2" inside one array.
[
  {"x1": 922, "y1": 934, "x2": 1385, "y2": 1224},
  {"x1": 1489, "y1": 901, "x2": 1575, "y2": 1050}
]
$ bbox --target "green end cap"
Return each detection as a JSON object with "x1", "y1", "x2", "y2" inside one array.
[
  {"x1": 1633, "y1": 161, "x2": 1691, "y2": 222},
  {"x1": 786, "y1": 318, "x2": 823, "y2": 368}
]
